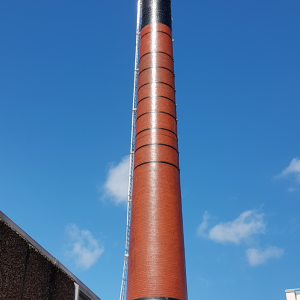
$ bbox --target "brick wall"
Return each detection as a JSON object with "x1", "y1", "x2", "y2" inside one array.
[{"x1": 0, "y1": 219, "x2": 74, "y2": 300}]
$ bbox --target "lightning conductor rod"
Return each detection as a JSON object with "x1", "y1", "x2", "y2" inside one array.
[
  {"x1": 126, "y1": 1, "x2": 188, "y2": 300},
  {"x1": 119, "y1": 1, "x2": 142, "y2": 300}
]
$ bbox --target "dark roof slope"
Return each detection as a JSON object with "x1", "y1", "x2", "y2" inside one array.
[{"x1": 0, "y1": 210, "x2": 101, "y2": 300}]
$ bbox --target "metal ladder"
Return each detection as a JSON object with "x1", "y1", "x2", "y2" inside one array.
[{"x1": 119, "y1": 1, "x2": 142, "y2": 300}]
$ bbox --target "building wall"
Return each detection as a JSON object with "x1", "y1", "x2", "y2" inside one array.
[
  {"x1": 0, "y1": 219, "x2": 74, "y2": 300},
  {"x1": 286, "y1": 291, "x2": 300, "y2": 300}
]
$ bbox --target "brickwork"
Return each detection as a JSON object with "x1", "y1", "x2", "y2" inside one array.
[
  {"x1": 126, "y1": 1, "x2": 188, "y2": 298},
  {"x1": 0, "y1": 220, "x2": 74, "y2": 300}
]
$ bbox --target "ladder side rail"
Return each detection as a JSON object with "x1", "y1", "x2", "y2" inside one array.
[{"x1": 119, "y1": 1, "x2": 142, "y2": 300}]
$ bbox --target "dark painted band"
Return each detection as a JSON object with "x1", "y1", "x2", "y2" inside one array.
[
  {"x1": 139, "y1": 66, "x2": 174, "y2": 76},
  {"x1": 134, "y1": 297, "x2": 180, "y2": 300},
  {"x1": 136, "y1": 127, "x2": 177, "y2": 138},
  {"x1": 138, "y1": 81, "x2": 175, "y2": 91},
  {"x1": 140, "y1": 51, "x2": 174, "y2": 62},
  {"x1": 135, "y1": 143, "x2": 179, "y2": 153},
  {"x1": 137, "y1": 111, "x2": 177, "y2": 121},
  {"x1": 141, "y1": 30, "x2": 172, "y2": 40},
  {"x1": 134, "y1": 161, "x2": 179, "y2": 171},
  {"x1": 138, "y1": 95, "x2": 175, "y2": 105},
  {"x1": 141, "y1": 0, "x2": 172, "y2": 29}
]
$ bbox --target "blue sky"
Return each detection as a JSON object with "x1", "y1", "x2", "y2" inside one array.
[{"x1": 0, "y1": 1, "x2": 300, "y2": 299}]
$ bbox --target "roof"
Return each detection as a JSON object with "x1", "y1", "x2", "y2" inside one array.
[{"x1": 0, "y1": 210, "x2": 101, "y2": 300}]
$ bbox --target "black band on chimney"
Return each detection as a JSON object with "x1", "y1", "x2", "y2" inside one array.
[
  {"x1": 141, "y1": 0, "x2": 172, "y2": 29},
  {"x1": 134, "y1": 298, "x2": 180, "y2": 300}
]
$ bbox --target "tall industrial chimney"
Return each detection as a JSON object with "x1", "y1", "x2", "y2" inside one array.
[{"x1": 126, "y1": 1, "x2": 188, "y2": 300}]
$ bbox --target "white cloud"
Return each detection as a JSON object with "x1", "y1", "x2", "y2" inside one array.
[
  {"x1": 197, "y1": 211, "x2": 283, "y2": 266},
  {"x1": 287, "y1": 187, "x2": 297, "y2": 192},
  {"x1": 66, "y1": 224, "x2": 103, "y2": 269},
  {"x1": 281, "y1": 158, "x2": 300, "y2": 176},
  {"x1": 197, "y1": 211, "x2": 210, "y2": 238},
  {"x1": 208, "y1": 210, "x2": 265, "y2": 244},
  {"x1": 246, "y1": 246, "x2": 284, "y2": 266},
  {"x1": 280, "y1": 158, "x2": 300, "y2": 182},
  {"x1": 103, "y1": 156, "x2": 129, "y2": 204}
]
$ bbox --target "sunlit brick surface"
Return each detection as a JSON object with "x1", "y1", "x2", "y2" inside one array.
[{"x1": 126, "y1": 18, "x2": 187, "y2": 300}]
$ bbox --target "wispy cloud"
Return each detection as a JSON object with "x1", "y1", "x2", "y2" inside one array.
[
  {"x1": 197, "y1": 276, "x2": 212, "y2": 288},
  {"x1": 103, "y1": 155, "x2": 129, "y2": 204},
  {"x1": 279, "y1": 158, "x2": 300, "y2": 183},
  {"x1": 65, "y1": 224, "x2": 103, "y2": 269},
  {"x1": 246, "y1": 246, "x2": 284, "y2": 266},
  {"x1": 197, "y1": 210, "x2": 283, "y2": 266},
  {"x1": 287, "y1": 187, "x2": 297, "y2": 193},
  {"x1": 197, "y1": 211, "x2": 210, "y2": 238},
  {"x1": 208, "y1": 210, "x2": 265, "y2": 244}
]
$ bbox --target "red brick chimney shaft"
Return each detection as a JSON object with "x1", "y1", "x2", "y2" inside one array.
[{"x1": 126, "y1": 1, "x2": 188, "y2": 300}]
